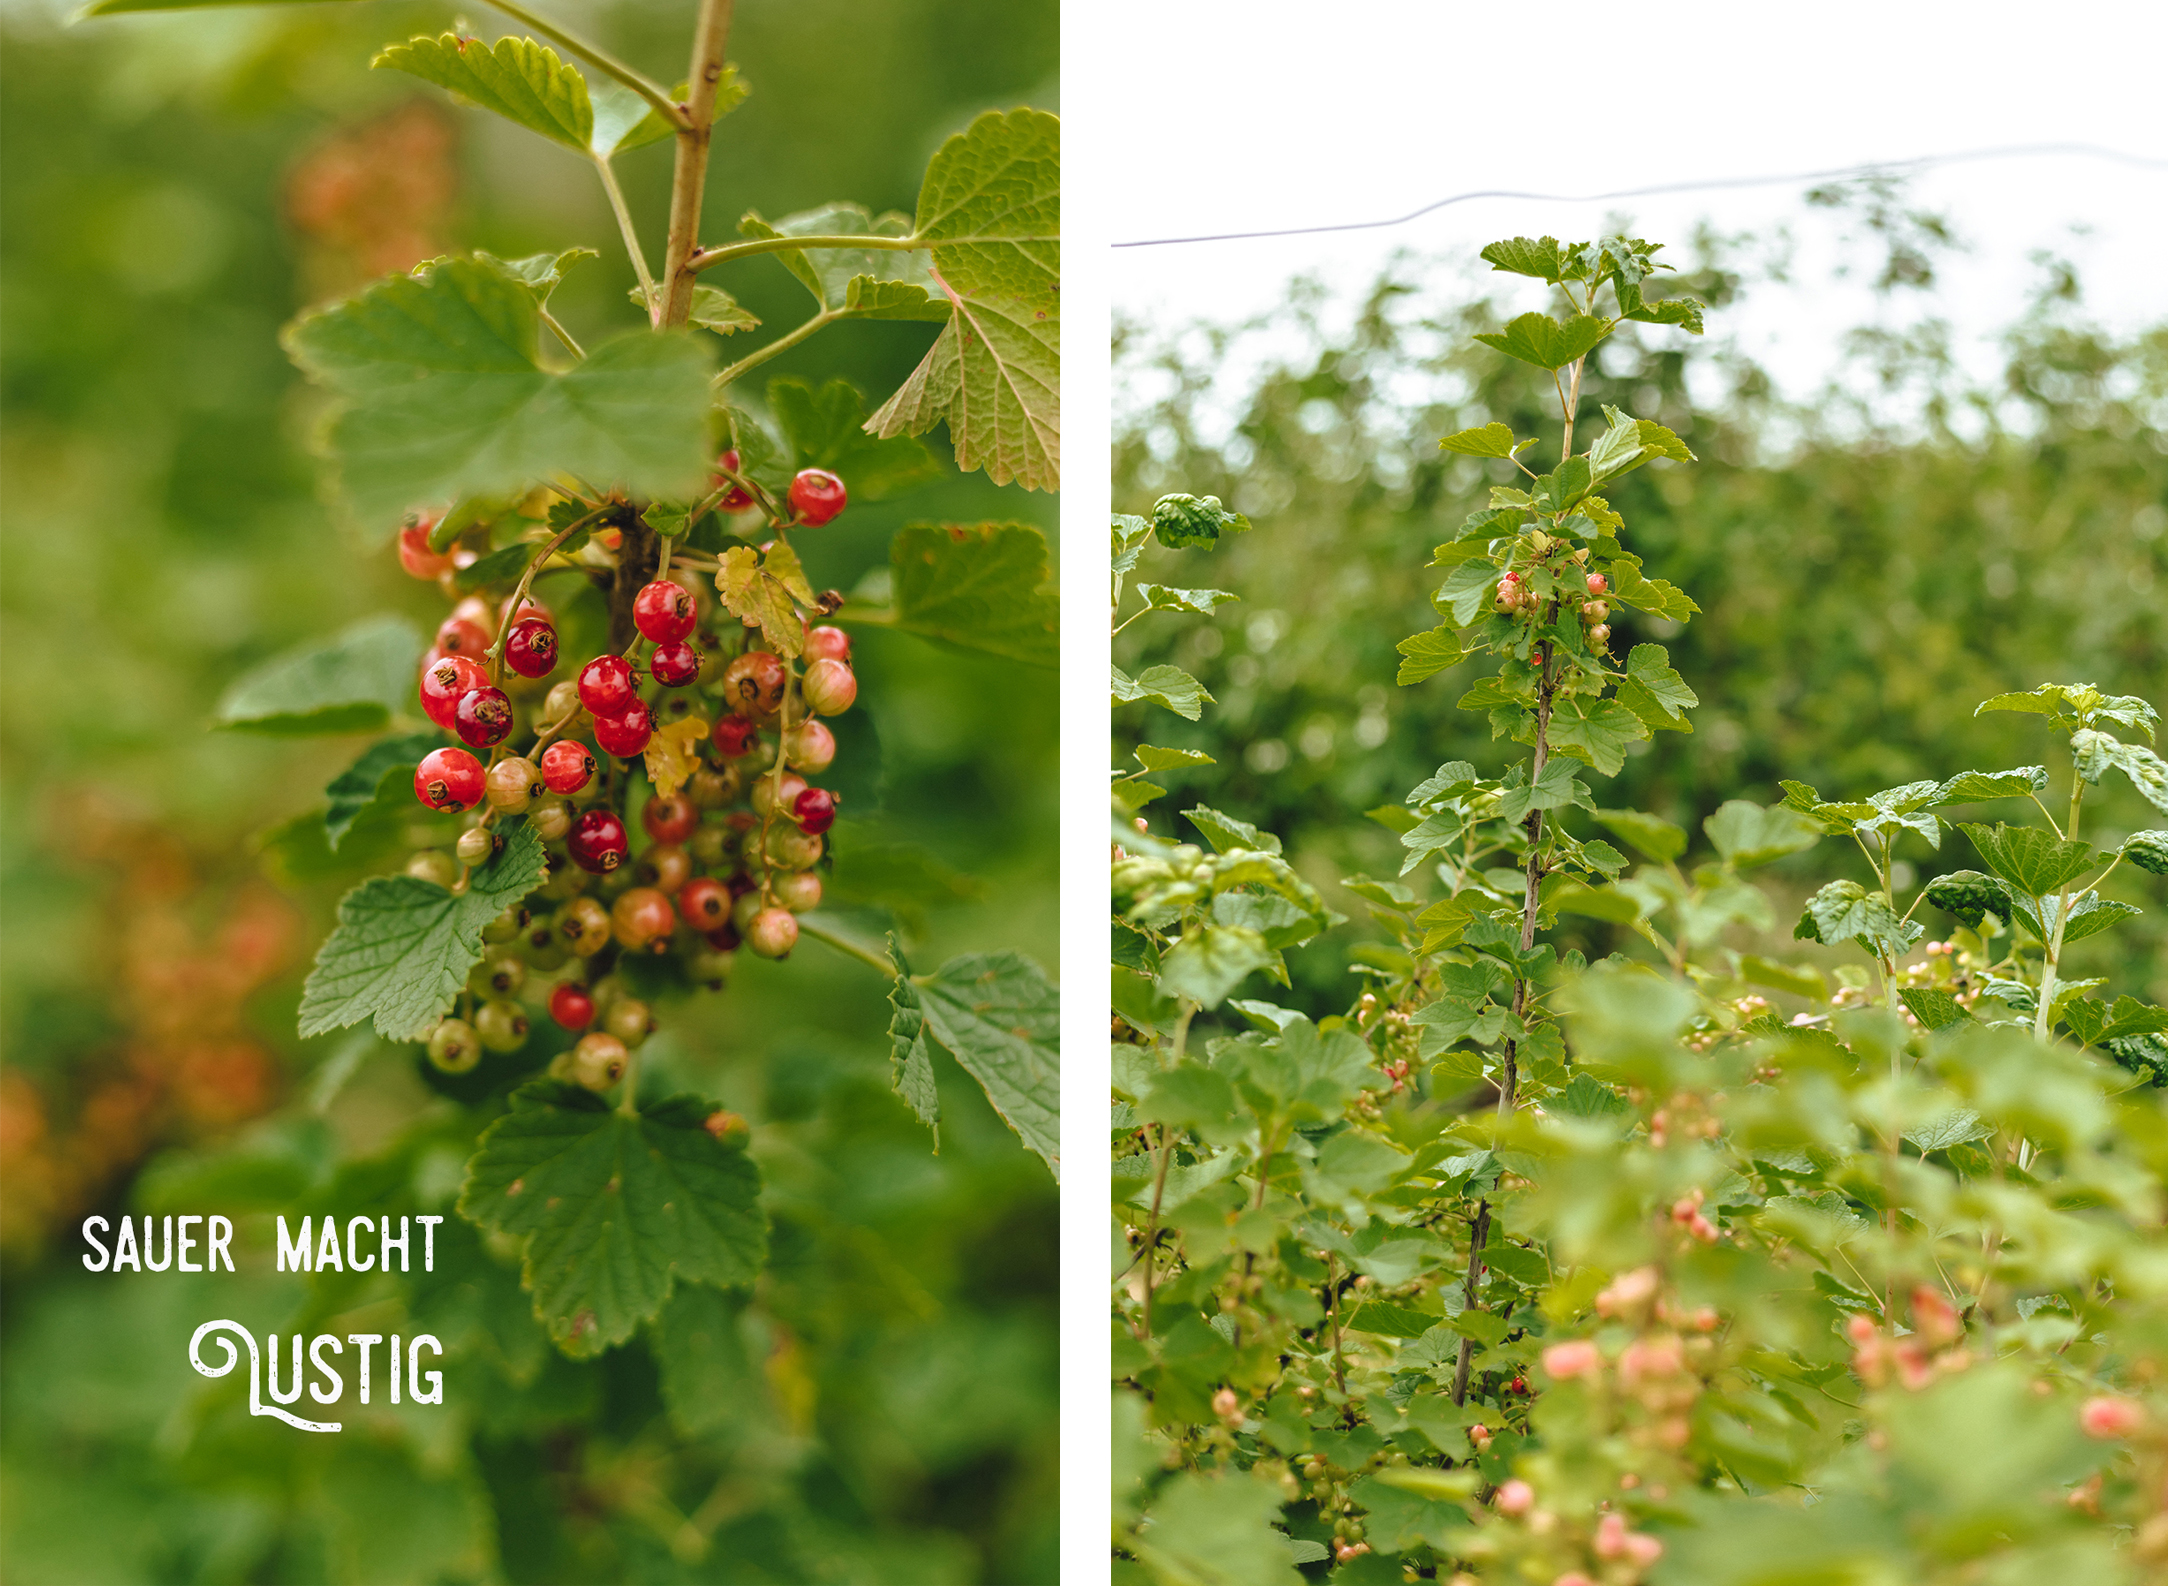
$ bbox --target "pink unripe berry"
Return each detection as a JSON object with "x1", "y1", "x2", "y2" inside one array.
[
  {"x1": 1586, "y1": 572, "x2": 1608, "y2": 596},
  {"x1": 1542, "y1": 1340, "x2": 1602, "y2": 1381},
  {"x1": 2081, "y1": 1396, "x2": 2147, "y2": 1439},
  {"x1": 802, "y1": 657, "x2": 857, "y2": 716},
  {"x1": 785, "y1": 719, "x2": 835, "y2": 772},
  {"x1": 1495, "y1": 1479, "x2": 1534, "y2": 1516},
  {"x1": 398, "y1": 518, "x2": 452, "y2": 579},
  {"x1": 804, "y1": 624, "x2": 852, "y2": 663},
  {"x1": 746, "y1": 906, "x2": 798, "y2": 959}
]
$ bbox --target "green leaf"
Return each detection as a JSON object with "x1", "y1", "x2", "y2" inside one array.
[
  {"x1": 1899, "y1": 988, "x2": 1969, "y2": 1032},
  {"x1": 885, "y1": 937, "x2": 939, "y2": 1144},
  {"x1": 458, "y1": 1081, "x2": 766, "y2": 1357},
  {"x1": 1594, "y1": 807, "x2": 1687, "y2": 863},
  {"x1": 1112, "y1": 664, "x2": 1212, "y2": 721},
  {"x1": 1618, "y1": 642, "x2": 1698, "y2": 732},
  {"x1": 1133, "y1": 1471, "x2": 1304, "y2": 1586},
  {"x1": 736, "y1": 201, "x2": 935, "y2": 312},
  {"x1": 867, "y1": 109, "x2": 1061, "y2": 491},
  {"x1": 1794, "y1": 880, "x2": 1921, "y2": 957},
  {"x1": 1541, "y1": 695, "x2": 1648, "y2": 777},
  {"x1": 1478, "y1": 236, "x2": 1574, "y2": 282},
  {"x1": 1927, "y1": 765, "x2": 2049, "y2": 806},
  {"x1": 298, "y1": 822, "x2": 547, "y2": 1041},
  {"x1": 283, "y1": 255, "x2": 714, "y2": 526},
  {"x1": 1151, "y1": 492, "x2": 1251, "y2": 549},
  {"x1": 1472, "y1": 311, "x2": 1609, "y2": 371},
  {"x1": 2048, "y1": 892, "x2": 2142, "y2": 944},
  {"x1": 1551, "y1": 882, "x2": 1645, "y2": 923},
  {"x1": 490, "y1": 247, "x2": 597, "y2": 306},
  {"x1": 1438, "y1": 422, "x2": 1521, "y2": 458},
  {"x1": 588, "y1": 68, "x2": 745, "y2": 158},
  {"x1": 1704, "y1": 800, "x2": 1822, "y2": 869},
  {"x1": 1110, "y1": 774, "x2": 1165, "y2": 809},
  {"x1": 372, "y1": 34, "x2": 592, "y2": 150},
  {"x1": 1136, "y1": 745, "x2": 1215, "y2": 771},
  {"x1": 1960, "y1": 823, "x2": 2096, "y2": 898},
  {"x1": 1158, "y1": 925, "x2": 1273, "y2": 1009},
  {"x1": 1923, "y1": 869, "x2": 2014, "y2": 928},
  {"x1": 2062, "y1": 995, "x2": 2168, "y2": 1046},
  {"x1": 215, "y1": 615, "x2": 422, "y2": 736},
  {"x1": 1135, "y1": 582, "x2": 1239, "y2": 616},
  {"x1": 881, "y1": 521, "x2": 1058, "y2": 668},
  {"x1": 1396, "y1": 626, "x2": 1464, "y2": 685},
  {"x1": 1606, "y1": 558, "x2": 1700, "y2": 621},
  {"x1": 1740, "y1": 955, "x2": 1827, "y2": 1000},
  {"x1": 1975, "y1": 683, "x2": 2158, "y2": 740},
  {"x1": 1436, "y1": 560, "x2": 1501, "y2": 626},
  {"x1": 1184, "y1": 806, "x2": 1282, "y2": 856},
  {"x1": 1111, "y1": 513, "x2": 1152, "y2": 573},
  {"x1": 913, "y1": 951, "x2": 1059, "y2": 1178},
  {"x1": 2123, "y1": 831, "x2": 2168, "y2": 876},
  {"x1": 324, "y1": 732, "x2": 442, "y2": 849},
  {"x1": 673, "y1": 283, "x2": 760, "y2": 336},
  {"x1": 2071, "y1": 730, "x2": 2168, "y2": 815},
  {"x1": 1496, "y1": 758, "x2": 1589, "y2": 824},
  {"x1": 649, "y1": 1286, "x2": 759, "y2": 1438},
  {"x1": 767, "y1": 377, "x2": 939, "y2": 500},
  {"x1": 1586, "y1": 405, "x2": 1695, "y2": 484}
]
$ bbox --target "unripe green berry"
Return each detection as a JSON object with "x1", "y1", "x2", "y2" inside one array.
[
  {"x1": 731, "y1": 889, "x2": 764, "y2": 933},
  {"x1": 746, "y1": 906, "x2": 798, "y2": 958},
  {"x1": 556, "y1": 896, "x2": 612, "y2": 956},
  {"x1": 487, "y1": 756, "x2": 543, "y2": 812},
  {"x1": 426, "y1": 1018, "x2": 481, "y2": 1073},
  {"x1": 774, "y1": 869, "x2": 822, "y2": 913},
  {"x1": 408, "y1": 851, "x2": 458, "y2": 888},
  {"x1": 604, "y1": 998, "x2": 652, "y2": 1048},
  {"x1": 539, "y1": 856, "x2": 590, "y2": 899},
  {"x1": 596, "y1": 863, "x2": 636, "y2": 901},
  {"x1": 530, "y1": 797, "x2": 572, "y2": 842},
  {"x1": 764, "y1": 826, "x2": 823, "y2": 871},
  {"x1": 688, "y1": 949, "x2": 733, "y2": 990},
  {"x1": 689, "y1": 823, "x2": 732, "y2": 867},
  {"x1": 587, "y1": 973, "x2": 625, "y2": 1013},
  {"x1": 520, "y1": 921, "x2": 570, "y2": 970},
  {"x1": 1582, "y1": 600, "x2": 1608, "y2": 625},
  {"x1": 475, "y1": 998, "x2": 529, "y2": 1052},
  {"x1": 543, "y1": 679, "x2": 583, "y2": 722},
  {"x1": 481, "y1": 905, "x2": 528, "y2": 944},
  {"x1": 468, "y1": 951, "x2": 526, "y2": 999},
  {"x1": 456, "y1": 827, "x2": 494, "y2": 865},
  {"x1": 570, "y1": 1032, "x2": 627, "y2": 1091},
  {"x1": 687, "y1": 767, "x2": 734, "y2": 809}
]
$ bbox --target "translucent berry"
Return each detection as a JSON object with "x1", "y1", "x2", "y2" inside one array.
[
  {"x1": 1586, "y1": 572, "x2": 1609, "y2": 597},
  {"x1": 530, "y1": 797, "x2": 572, "y2": 842},
  {"x1": 486, "y1": 756, "x2": 542, "y2": 812},
  {"x1": 454, "y1": 685, "x2": 515, "y2": 749},
  {"x1": 650, "y1": 640, "x2": 702, "y2": 687},
  {"x1": 468, "y1": 952, "x2": 525, "y2": 999},
  {"x1": 634, "y1": 579, "x2": 698, "y2": 644},
  {"x1": 746, "y1": 906, "x2": 798, "y2": 959},
  {"x1": 678, "y1": 876, "x2": 732, "y2": 930},
  {"x1": 418, "y1": 654, "x2": 488, "y2": 731},
  {"x1": 577, "y1": 654, "x2": 638, "y2": 718},
  {"x1": 566, "y1": 809, "x2": 630, "y2": 873},
  {"x1": 548, "y1": 981, "x2": 595, "y2": 1031},
  {"x1": 804, "y1": 624, "x2": 851, "y2": 663},
  {"x1": 604, "y1": 998, "x2": 653, "y2": 1048},
  {"x1": 505, "y1": 617, "x2": 558, "y2": 678},
  {"x1": 750, "y1": 771, "x2": 809, "y2": 819},
  {"x1": 593, "y1": 702, "x2": 654, "y2": 758},
  {"x1": 481, "y1": 904, "x2": 527, "y2": 944},
  {"x1": 635, "y1": 843, "x2": 691, "y2": 893},
  {"x1": 456, "y1": 827, "x2": 495, "y2": 865},
  {"x1": 414, "y1": 747, "x2": 485, "y2": 812},
  {"x1": 641, "y1": 793, "x2": 699, "y2": 844},
  {"x1": 774, "y1": 870, "x2": 822, "y2": 913},
  {"x1": 612, "y1": 887, "x2": 675, "y2": 950},
  {"x1": 541, "y1": 740, "x2": 597, "y2": 795},
  {"x1": 556, "y1": 895, "x2": 612, "y2": 955},
  {"x1": 721, "y1": 652, "x2": 787, "y2": 717},
  {"x1": 785, "y1": 720, "x2": 835, "y2": 772},
  {"x1": 712, "y1": 448, "x2": 754, "y2": 511},
  {"x1": 793, "y1": 787, "x2": 837, "y2": 836},
  {"x1": 407, "y1": 851, "x2": 457, "y2": 887},
  {"x1": 570, "y1": 1032, "x2": 627, "y2": 1091},
  {"x1": 399, "y1": 518, "x2": 453, "y2": 579},
  {"x1": 426, "y1": 1017, "x2": 480, "y2": 1073},
  {"x1": 475, "y1": 999, "x2": 529, "y2": 1053},
  {"x1": 787, "y1": 468, "x2": 847, "y2": 527},
  {"x1": 435, "y1": 613, "x2": 491, "y2": 659},
  {"x1": 688, "y1": 768, "x2": 735, "y2": 810},
  {"x1": 764, "y1": 826, "x2": 823, "y2": 872},
  {"x1": 715, "y1": 713, "x2": 762, "y2": 758},
  {"x1": 543, "y1": 678, "x2": 583, "y2": 722},
  {"x1": 802, "y1": 657, "x2": 857, "y2": 716}
]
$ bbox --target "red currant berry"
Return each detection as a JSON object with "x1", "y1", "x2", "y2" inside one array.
[
  {"x1": 715, "y1": 714, "x2": 761, "y2": 759},
  {"x1": 435, "y1": 613, "x2": 491, "y2": 659},
  {"x1": 540, "y1": 740, "x2": 597, "y2": 795},
  {"x1": 566, "y1": 809, "x2": 630, "y2": 874},
  {"x1": 593, "y1": 701, "x2": 654, "y2": 758},
  {"x1": 399, "y1": 518, "x2": 453, "y2": 579},
  {"x1": 611, "y1": 887, "x2": 676, "y2": 949},
  {"x1": 577, "y1": 654, "x2": 638, "y2": 718},
  {"x1": 635, "y1": 842, "x2": 691, "y2": 893},
  {"x1": 678, "y1": 876, "x2": 731, "y2": 930},
  {"x1": 712, "y1": 448, "x2": 754, "y2": 511},
  {"x1": 650, "y1": 640, "x2": 702, "y2": 687},
  {"x1": 784, "y1": 720, "x2": 835, "y2": 772},
  {"x1": 418, "y1": 654, "x2": 487, "y2": 731},
  {"x1": 803, "y1": 624, "x2": 851, "y2": 663},
  {"x1": 454, "y1": 684, "x2": 515, "y2": 748},
  {"x1": 1585, "y1": 572, "x2": 1609, "y2": 597},
  {"x1": 747, "y1": 906, "x2": 798, "y2": 958},
  {"x1": 721, "y1": 652, "x2": 787, "y2": 717},
  {"x1": 641, "y1": 793, "x2": 699, "y2": 844},
  {"x1": 634, "y1": 579, "x2": 698, "y2": 644},
  {"x1": 787, "y1": 468, "x2": 847, "y2": 527},
  {"x1": 705, "y1": 921, "x2": 743, "y2": 952},
  {"x1": 793, "y1": 787, "x2": 837, "y2": 836},
  {"x1": 548, "y1": 981, "x2": 595, "y2": 1031},
  {"x1": 802, "y1": 657, "x2": 857, "y2": 716},
  {"x1": 414, "y1": 746, "x2": 486, "y2": 811},
  {"x1": 504, "y1": 617, "x2": 558, "y2": 678}
]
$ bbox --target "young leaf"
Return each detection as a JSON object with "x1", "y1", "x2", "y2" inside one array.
[
  {"x1": 1496, "y1": 759, "x2": 1590, "y2": 824},
  {"x1": 1438, "y1": 422, "x2": 1520, "y2": 458},
  {"x1": 324, "y1": 731, "x2": 443, "y2": 849},
  {"x1": 1158, "y1": 925, "x2": 1273, "y2": 1009},
  {"x1": 2071, "y1": 730, "x2": 2168, "y2": 814},
  {"x1": 1183, "y1": 806, "x2": 1282, "y2": 856},
  {"x1": 298, "y1": 821, "x2": 547, "y2": 1040},
  {"x1": 1151, "y1": 493, "x2": 1251, "y2": 549},
  {"x1": 1478, "y1": 236, "x2": 1574, "y2": 283},
  {"x1": 669, "y1": 284, "x2": 760, "y2": 336},
  {"x1": 1436, "y1": 560, "x2": 1502, "y2": 626},
  {"x1": 490, "y1": 247, "x2": 598, "y2": 306},
  {"x1": 888, "y1": 521, "x2": 1058, "y2": 668},
  {"x1": 1618, "y1": 643, "x2": 1699, "y2": 732},
  {"x1": 1794, "y1": 880, "x2": 1921, "y2": 957},
  {"x1": 1594, "y1": 807, "x2": 1687, "y2": 864},
  {"x1": 284, "y1": 256, "x2": 714, "y2": 525},
  {"x1": 767, "y1": 377, "x2": 939, "y2": 500},
  {"x1": 1960, "y1": 823, "x2": 2096, "y2": 898},
  {"x1": 1112, "y1": 664, "x2": 1212, "y2": 721},
  {"x1": 1136, "y1": 745, "x2": 1215, "y2": 771},
  {"x1": 1110, "y1": 774, "x2": 1165, "y2": 809},
  {"x1": 588, "y1": 69, "x2": 745, "y2": 158},
  {"x1": 1397, "y1": 627, "x2": 1464, "y2": 685},
  {"x1": 1135, "y1": 583, "x2": 1239, "y2": 616},
  {"x1": 737, "y1": 202, "x2": 931, "y2": 312},
  {"x1": 215, "y1": 615, "x2": 423, "y2": 736},
  {"x1": 867, "y1": 110, "x2": 1060, "y2": 491},
  {"x1": 912, "y1": 951, "x2": 1059, "y2": 1178},
  {"x1": 1704, "y1": 801, "x2": 1821, "y2": 869},
  {"x1": 459, "y1": 1080, "x2": 767, "y2": 1357},
  {"x1": 714, "y1": 545, "x2": 812, "y2": 656},
  {"x1": 1606, "y1": 560, "x2": 1701, "y2": 621},
  {"x1": 1923, "y1": 869, "x2": 2014, "y2": 927},
  {"x1": 1586, "y1": 405, "x2": 1695, "y2": 484},
  {"x1": 886, "y1": 938, "x2": 940, "y2": 1144},
  {"x1": 372, "y1": 34, "x2": 593, "y2": 151},
  {"x1": 1473, "y1": 311, "x2": 1609, "y2": 371},
  {"x1": 1928, "y1": 766, "x2": 2049, "y2": 806}
]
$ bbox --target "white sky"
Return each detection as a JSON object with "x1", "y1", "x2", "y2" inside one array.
[{"x1": 1103, "y1": 0, "x2": 2168, "y2": 417}]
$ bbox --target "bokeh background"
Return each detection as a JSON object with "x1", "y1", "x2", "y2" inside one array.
[
  {"x1": 0, "y1": 2, "x2": 1058, "y2": 1581},
  {"x1": 1113, "y1": 194, "x2": 2168, "y2": 1022}
]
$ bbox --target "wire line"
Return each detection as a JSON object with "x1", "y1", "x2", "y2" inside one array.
[{"x1": 1110, "y1": 142, "x2": 2168, "y2": 249}]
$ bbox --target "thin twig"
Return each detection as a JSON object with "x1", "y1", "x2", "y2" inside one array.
[
  {"x1": 715, "y1": 308, "x2": 838, "y2": 390},
  {"x1": 593, "y1": 154, "x2": 659, "y2": 321},
  {"x1": 795, "y1": 917, "x2": 899, "y2": 976},
  {"x1": 686, "y1": 231, "x2": 924, "y2": 275}
]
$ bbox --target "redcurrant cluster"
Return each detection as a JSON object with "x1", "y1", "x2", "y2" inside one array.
[
  {"x1": 392, "y1": 461, "x2": 861, "y2": 1095},
  {"x1": 1494, "y1": 543, "x2": 1613, "y2": 652}
]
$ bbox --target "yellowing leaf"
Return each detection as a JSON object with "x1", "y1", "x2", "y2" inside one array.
[
  {"x1": 714, "y1": 545, "x2": 810, "y2": 656},
  {"x1": 644, "y1": 714, "x2": 709, "y2": 799}
]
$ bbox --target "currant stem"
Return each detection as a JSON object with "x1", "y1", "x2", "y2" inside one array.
[
  {"x1": 539, "y1": 307, "x2": 585, "y2": 360},
  {"x1": 660, "y1": 0, "x2": 735, "y2": 328},
  {"x1": 796, "y1": 918, "x2": 897, "y2": 976},
  {"x1": 685, "y1": 231, "x2": 923, "y2": 275},
  {"x1": 593, "y1": 154, "x2": 659, "y2": 321},
  {"x1": 715, "y1": 307, "x2": 840, "y2": 391}
]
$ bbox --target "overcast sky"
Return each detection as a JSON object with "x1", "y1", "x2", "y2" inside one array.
[{"x1": 1100, "y1": 0, "x2": 2168, "y2": 418}]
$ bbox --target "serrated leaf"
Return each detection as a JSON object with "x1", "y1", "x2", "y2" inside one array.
[
  {"x1": 1496, "y1": 758, "x2": 1589, "y2": 824},
  {"x1": 649, "y1": 1285, "x2": 759, "y2": 1438},
  {"x1": 1438, "y1": 422, "x2": 1520, "y2": 457},
  {"x1": 714, "y1": 545, "x2": 811, "y2": 657},
  {"x1": 1184, "y1": 806, "x2": 1282, "y2": 856},
  {"x1": 887, "y1": 521, "x2": 1058, "y2": 668},
  {"x1": 1158, "y1": 925, "x2": 1273, "y2": 1009},
  {"x1": 1618, "y1": 642, "x2": 1698, "y2": 731},
  {"x1": 1904, "y1": 1106, "x2": 1991, "y2": 1149},
  {"x1": 1794, "y1": 879, "x2": 1920, "y2": 957},
  {"x1": 1478, "y1": 236, "x2": 1574, "y2": 282},
  {"x1": 1928, "y1": 765, "x2": 2049, "y2": 806},
  {"x1": 1594, "y1": 807, "x2": 1687, "y2": 863},
  {"x1": 1586, "y1": 405, "x2": 1695, "y2": 484},
  {"x1": 2048, "y1": 892, "x2": 2142, "y2": 944},
  {"x1": 1551, "y1": 883, "x2": 1645, "y2": 923},
  {"x1": 298, "y1": 822, "x2": 547, "y2": 1041},
  {"x1": 1607, "y1": 559, "x2": 1700, "y2": 621},
  {"x1": 373, "y1": 33, "x2": 593, "y2": 150},
  {"x1": 1110, "y1": 774, "x2": 1164, "y2": 808},
  {"x1": 1899, "y1": 989, "x2": 1970, "y2": 1033},
  {"x1": 1961, "y1": 823, "x2": 2097, "y2": 898},
  {"x1": 588, "y1": 68, "x2": 745, "y2": 158},
  {"x1": 215, "y1": 615, "x2": 422, "y2": 736},
  {"x1": 1436, "y1": 560, "x2": 1501, "y2": 626},
  {"x1": 458, "y1": 1081, "x2": 766, "y2": 1357},
  {"x1": 490, "y1": 247, "x2": 596, "y2": 306},
  {"x1": 324, "y1": 732, "x2": 442, "y2": 849},
  {"x1": 867, "y1": 109, "x2": 1060, "y2": 491},
  {"x1": 736, "y1": 201, "x2": 934, "y2": 311},
  {"x1": 1396, "y1": 626, "x2": 1464, "y2": 685},
  {"x1": 1136, "y1": 744, "x2": 1215, "y2": 771},
  {"x1": 2072, "y1": 730, "x2": 2168, "y2": 814},
  {"x1": 2062, "y1": 995, "x2": 2168, "y2": 1046},
  {"x1": 1924, "y1": 869, "x2": 2013, "y2": 927},
  {"x1": 283, "y1": 255, "x2": 714, "y2": 525},
  {"x1": 2123, "y1": 831, "x2": 2168, "y2": 876},
  {"x1": 1112, "y1": 664, "x2": 1212, "y2": 721},
  {"x1": 1151, "y1": 492, "x2": 1250, "y2": 549},
  {"x1": 1740, "y1": 955, "x2": 1827, "y2": 1000},
  {"x1": 1704, "y1": 800, "x2": 1821, "y2": 869},
  {"x1": 885, "y1": 937, "x2": 939, "y2": 1144},
  {"x1": 767, "y1": 377, "x2": 939, "y2": 500},
  {"x1": 451, "y1": 539, "x2": 541, "y2": 593},
  {"x1": 673, "y1": 283, "x2": 760, "y2": 336},
  {"x1": 1473, "y1": 311, "x2": 1609, "y2": 371},
  {"x1": 1541, "y1": 695, "x2": 1648, "y2": 777},
  {"x1": 913, "y1": 951, "x2": 1058, "y2": 1178},
  {"x1": 1135, "y1": 582, "x2": 1239, "y2": 616}
]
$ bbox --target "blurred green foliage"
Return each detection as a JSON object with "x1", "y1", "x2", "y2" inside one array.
[
  {"x1": 1113, "y1": 206, "x2": 2167, "y2": 1016},
  {"x1": 0, "y1": 4, "x2": 1056, "y2": 1582}
]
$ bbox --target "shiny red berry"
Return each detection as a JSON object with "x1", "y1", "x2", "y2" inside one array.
[
  {"x1": 398, "y1": 518, "x2": 451, "y2": 579},
  {"x1": 804, "y1": 624, "x2": 852, "y2": 663},
  {"x1": 436, "y1": 614, "x2": 491, "y2": 659},
  {"x1": 788, "y1": 468, "x2": 847, "y2": 527},
  {"x1": 549, "y1": 982, "x2": 596, "y2": 1031},
  {"x1": 593, "y1": 701, "x2": 654, "y2": 758},
  {"x1": 454, "y1": 685, "x2": 515, "y2": 748},
  {"x1": 505, "y1": 617, "x2": 558, "y2": 678},
  {"x1": 634, "y1": 579, "x2": 698, "y2": 644},
  {"x1": 578, "y1": 654, "x2": 638, "y2": 718},
  {"x1": 641, "y1": 792, "x2": 699, "y2": 844},
  {"x1": 712, "y1": 448, "x2": 754, "y2": 511},
  {"x1": 650, "y1": 640, "x2": 702, "y2": 687},
  {"x1": 414, "y1": 746, "x2": 485, "y2": 811},
  {"x1": 678, "y1": 876, "x2": 731, "y2": 930},
  {"x1": 418, "y1": 654, "x2": 487, "y2": 731},
  {"x1": 793, "y1": 787, "x2": 837, "y2": 836},
  {"x1": 566, "y1": 808, "x2": 630, "y2": 873},
  {"x1": 540, "y1": 740, "x2": 596, "y2": 795},
  {"x1": 721, "y1": 652, "x2": 787, "y2": 716},
  {"x1": 714, "y1": 714, "x2": 761, "y2": 758}
]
